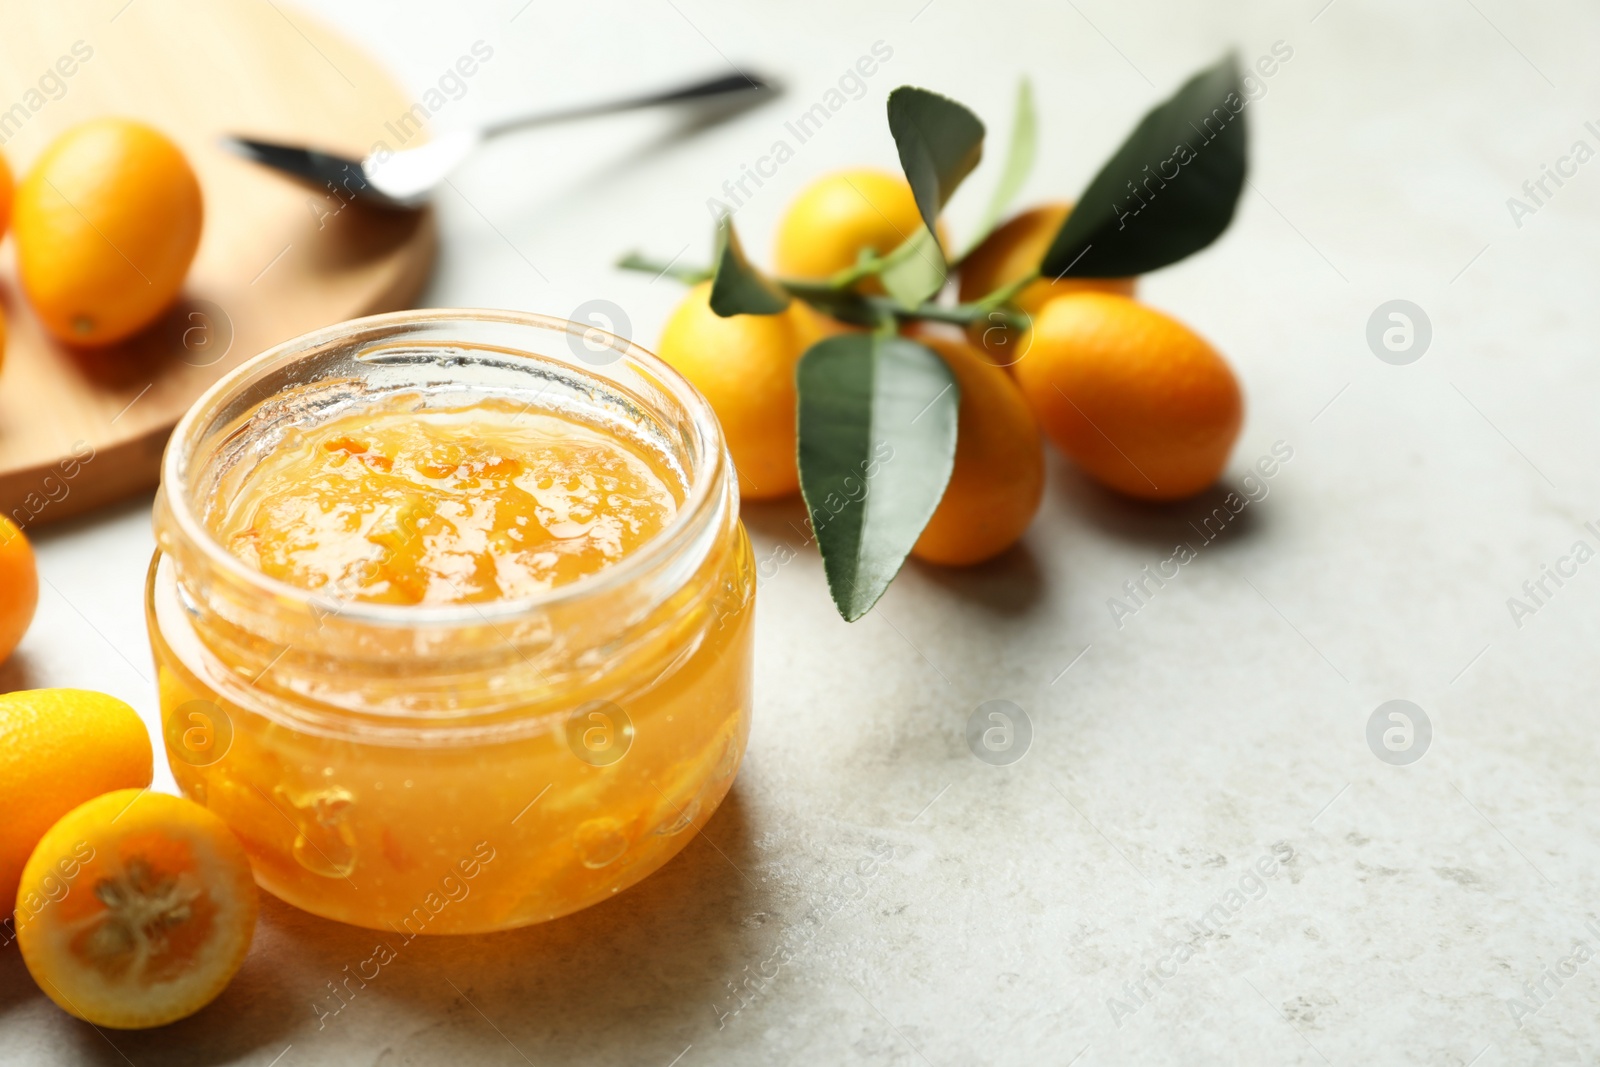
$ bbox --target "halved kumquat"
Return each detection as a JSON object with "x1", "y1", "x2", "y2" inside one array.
[{"x1": 16, "y1": 789, "x2": 257, "y2": 1029}]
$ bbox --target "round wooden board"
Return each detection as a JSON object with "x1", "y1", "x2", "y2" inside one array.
[{"x1": 0, "y1": 0, "x2": 436, "y2": 528}]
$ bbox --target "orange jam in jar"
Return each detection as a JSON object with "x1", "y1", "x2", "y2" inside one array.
[{"x1": 146, "y1": 310, "x2": 754, "y2": 933}]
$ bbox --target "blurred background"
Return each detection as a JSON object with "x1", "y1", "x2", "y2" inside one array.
[{"x1": 3, "y1": 2, "x2": 1597, "y2": 1065}]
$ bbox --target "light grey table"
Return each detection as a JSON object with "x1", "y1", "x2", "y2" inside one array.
[{"x1": 4, "y1": 1, "x2": 1597, "y2": 1063}]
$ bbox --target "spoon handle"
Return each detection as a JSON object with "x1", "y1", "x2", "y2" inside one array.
[{"x1": 481, "y1": 71, "x2": 774, "y2": 139}]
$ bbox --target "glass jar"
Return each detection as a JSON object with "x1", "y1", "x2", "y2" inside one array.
[{"x1": 145, "y1": 309, "x2": 754, "y2": 934}]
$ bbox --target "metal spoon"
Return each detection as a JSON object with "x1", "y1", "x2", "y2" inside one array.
[{"x1": 223, "y1": 71, "x2": 775, "y2": 209}]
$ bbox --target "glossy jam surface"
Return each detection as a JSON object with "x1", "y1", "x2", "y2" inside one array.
[
  {"x1": 149, "y1": 394, "x2": 753, "y2": 934},
  {"x1": 214, "y1": 400, "x2": 679, "y2": 604}
]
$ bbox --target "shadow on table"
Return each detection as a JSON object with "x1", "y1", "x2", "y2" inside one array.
[
  {"x1": 910, "y1": 541, "x2": 1046, "y2": 618},
  {"x1": 0, "y1": 931, "x2": 41, "y2": 1014},
  {"x1": 41, "y1": 784, "x2": 766, "y2": 1066},
  {"x1": 553, "y1": 86, "x2": 782, "y2": 195},
  {"x1": 741, "y1": 494, "x2": 1049, "y2": 616},
  {"x1": 435, "y1": 82, "x2": 781, "y2": 273},
  {"x1": 1049, "y1": 459, "x2": 1266, "y2": 554},
  {"x1": 0, "y1": 650, "x2": 39, "y2": 694},
  {"x1": 301, "y1": 199, "x2": 431, "y2": 274}
]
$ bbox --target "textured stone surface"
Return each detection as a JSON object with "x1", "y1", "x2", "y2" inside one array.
[{"x1": 3, "y1": 1, "x2": 1598, "y2": 1063}]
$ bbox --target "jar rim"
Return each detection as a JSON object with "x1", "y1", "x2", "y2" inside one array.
[{"x1": 160, "y1": 306, "x2": 730, "y2": 628}]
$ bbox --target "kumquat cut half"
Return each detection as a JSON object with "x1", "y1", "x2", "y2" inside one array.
[{"x1": 15, "y1": 789, "x2": 258, "y2": 1030}]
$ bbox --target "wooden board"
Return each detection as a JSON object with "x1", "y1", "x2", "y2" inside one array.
[{"x1": 0, "y1": 0, "x2": 436, "y2": 527}]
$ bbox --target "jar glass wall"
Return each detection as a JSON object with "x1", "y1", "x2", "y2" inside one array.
[{"x1": 145, "y1": 309, "x2": 754, "y2": 933}]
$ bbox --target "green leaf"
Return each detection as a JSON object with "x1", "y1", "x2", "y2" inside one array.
[
  {"x1": 878, "y1": 226, "x2": 948, "y2": 308},
  {"x1": 963, "y1": 78, "x2": 1037, "y2": 256},
  {"x1": 709, "y1": 215, "x2": 790, "y2": 317},
  {"x1": 1041, "y1": 54, "x2": 1246, "y2": 279},
  {"x1": 786, "y1": 287, "x2": 881, "y2": 329},
  {"x1": 886, "y1": 86, "x2": 985, "y2": 235},
  {"x1": 797, "y1": 333, "x2": 959, "y2": 622}
]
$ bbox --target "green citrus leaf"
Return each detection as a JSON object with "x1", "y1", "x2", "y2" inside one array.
[
  {"x1": 709, "y1": 215, "x2": 790, "y2": 317},
  {"x1": 797, "y1": 333, "x2": 959, "y2": 622},
  {"x1": 963, "y1": 77, "x2": 1037, "y2": 256},
  {"x1": 1041, "y1": 54, "x2": 1246, "y2": 279},
  {"x1": 787, "y1": 288, "x2": 879, "y2": 328},
  {"x1": 887, "y1": 86, "x2": 985, "y2": 235},
  {"x1": 878, "y1": 226, "x2": 948, "y2": 307}
]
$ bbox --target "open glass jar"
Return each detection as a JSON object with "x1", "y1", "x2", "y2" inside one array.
[{"x1": 146, "y1": 309, "x2": 754, "y2": 933}]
